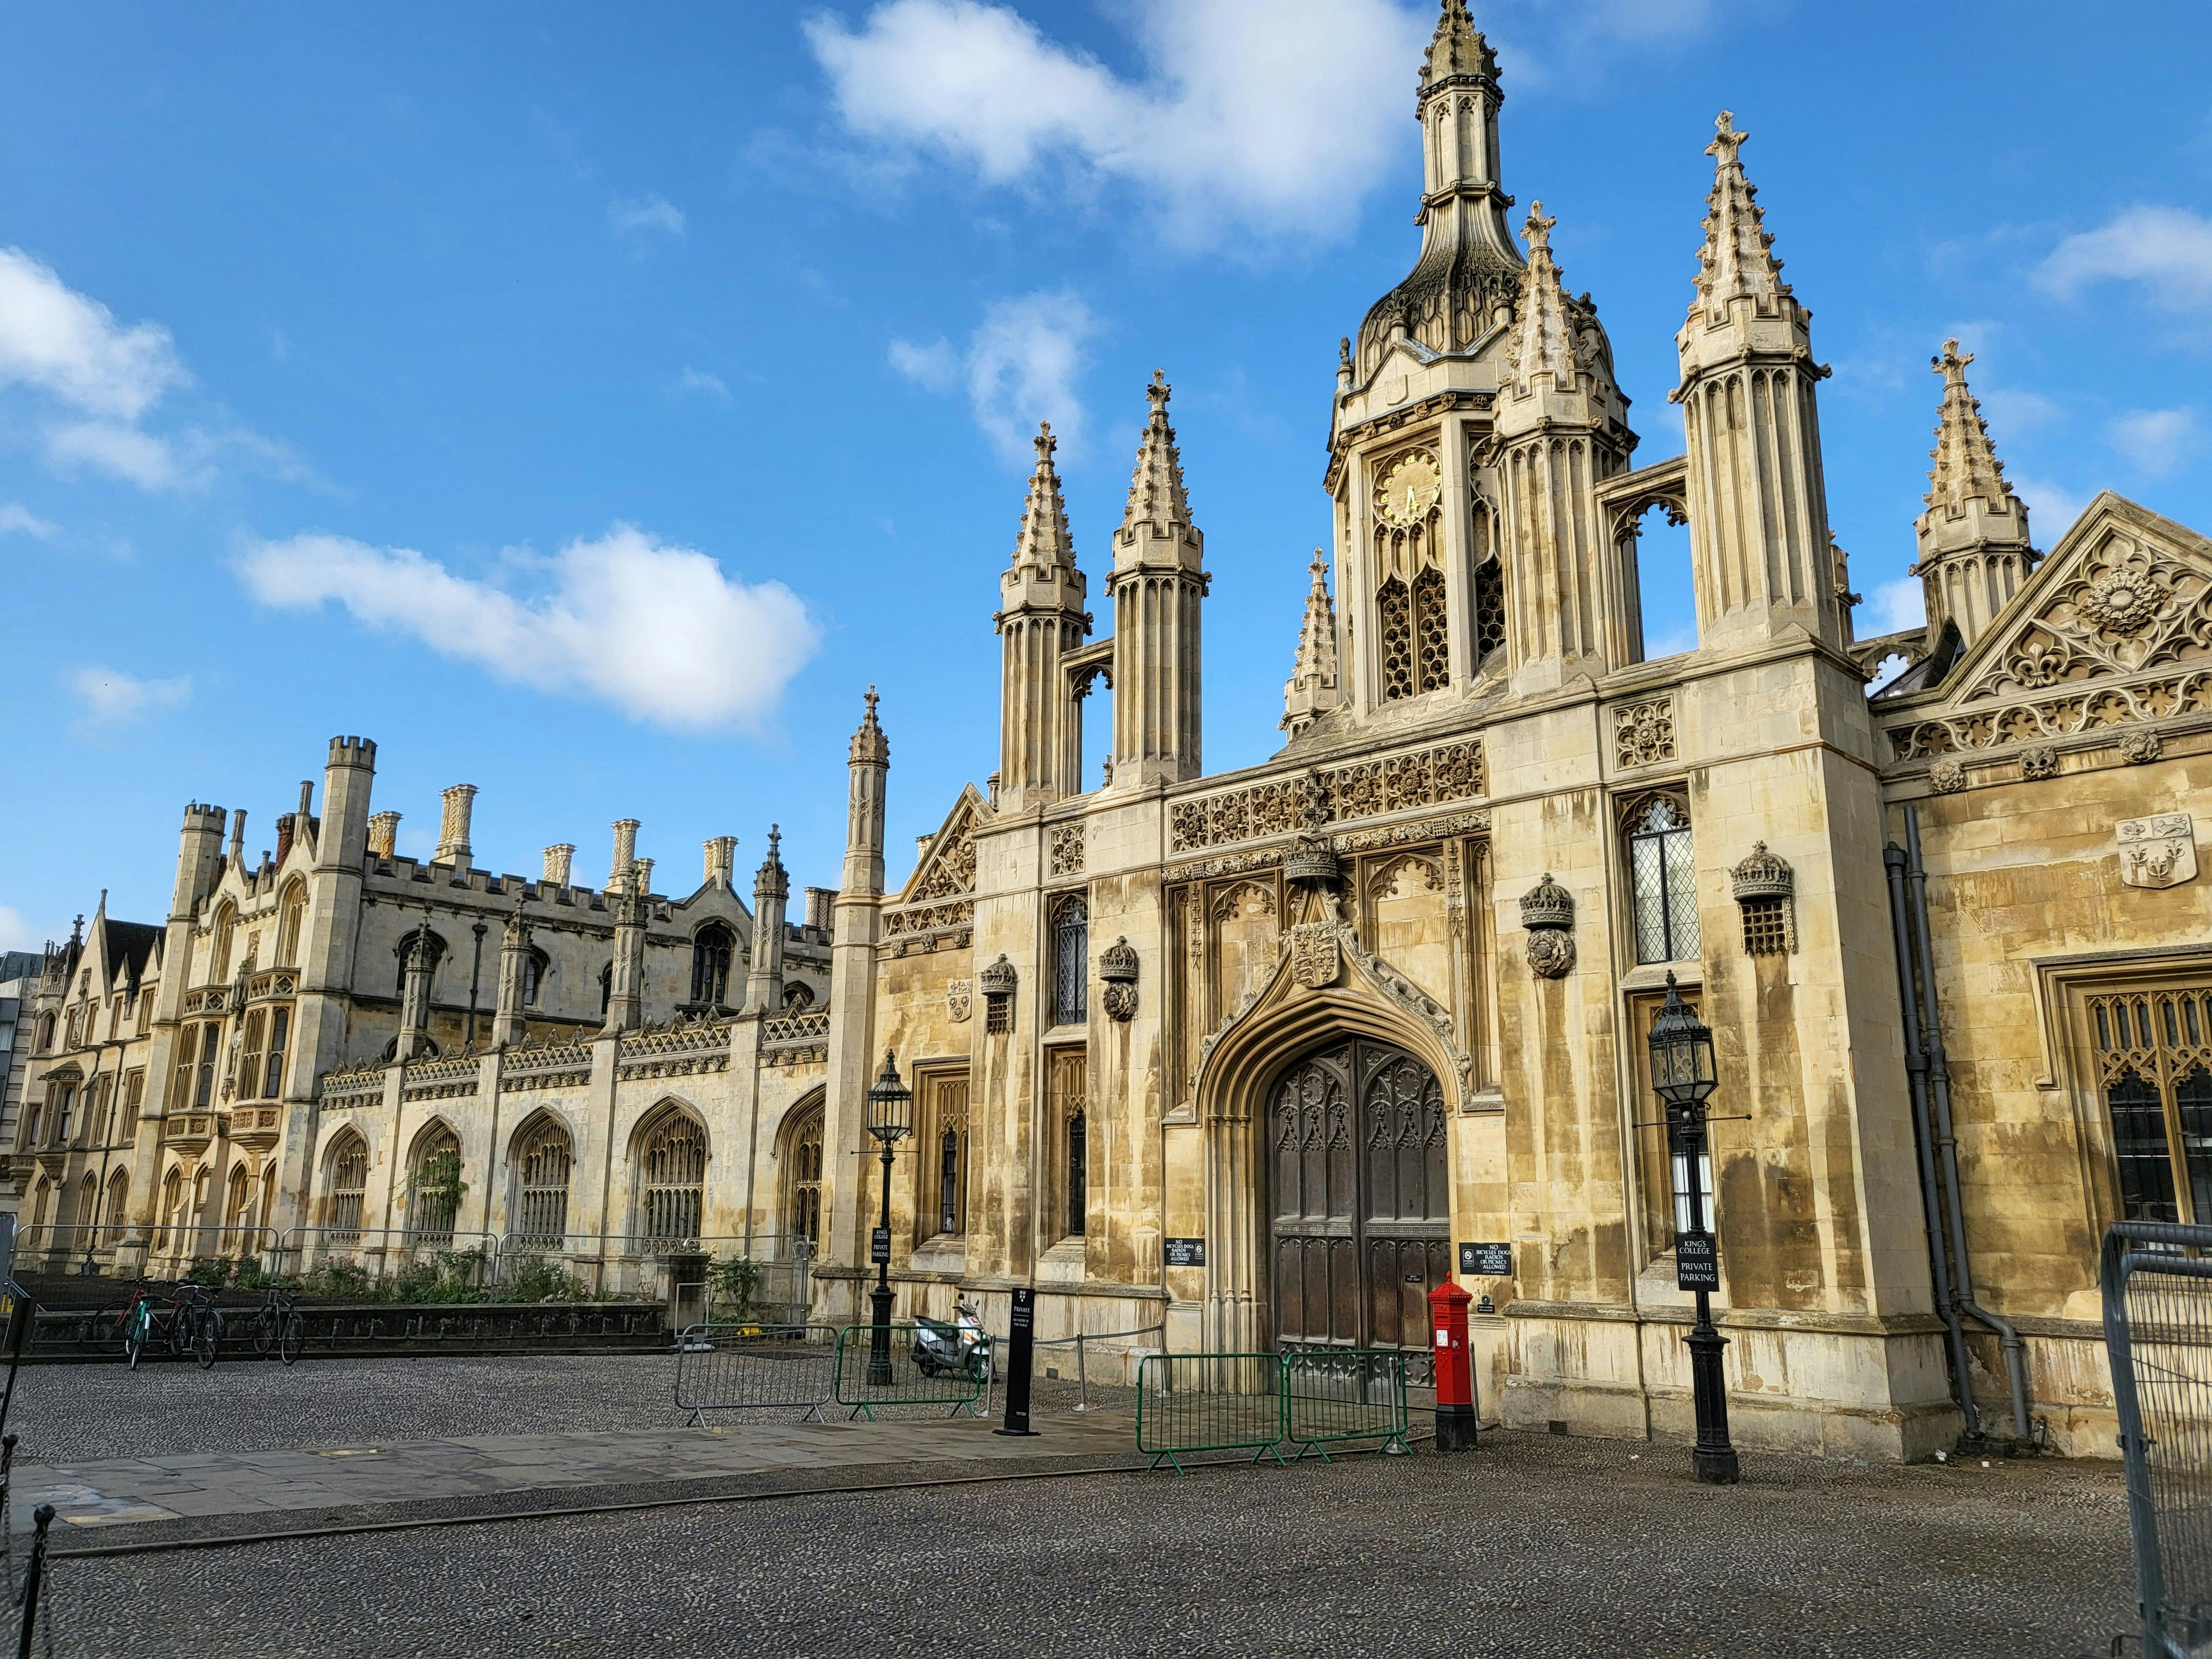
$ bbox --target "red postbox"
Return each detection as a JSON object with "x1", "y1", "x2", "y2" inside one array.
[{"x1": 1428, "y1": 1280, "x2": 1478, "y2": 1453}]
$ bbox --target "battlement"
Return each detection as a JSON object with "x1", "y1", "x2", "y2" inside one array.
[
  {"x1": 182, "y1": 801, "x2": 227, "y2": 832},
  {"x1": 327, "y1": 735, "x2": 377, "y2": 767}
]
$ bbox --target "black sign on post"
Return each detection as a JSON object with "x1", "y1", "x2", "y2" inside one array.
[
  {"x1": 1676, "y1": 1231, "x2": 1721, "y2": 1293},
  {"x1": 994, "y1": 1286, "x2": 1039, "y2": 1437},
  {"x1": 869, "y1": 1227, "x2": 890, "y2": 1266},
  {"x1": 1163, "y1": 1237, "x2": 1206, "y2": 1269},
  {"x1": 1459, "y1": 1241, "x2": 1512, "y2": 1277}
]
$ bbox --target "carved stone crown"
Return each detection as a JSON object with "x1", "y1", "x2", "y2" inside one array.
[
  {"x1": 1729, "y1": 842, "x2": 1794, "y2": 901},
  {"x1": 1098, "y1": 936, "x2": 1139, "y2": 982},
  {"x1": 977, "y1": 954, "x2": 1019, "y2": 996},
  {"x1": 1282, "y1": 834, "x2": 1340, "y2": 885},
  {"x1": 1519, "y1": 874, "x2": 1574, "y2": 932}
]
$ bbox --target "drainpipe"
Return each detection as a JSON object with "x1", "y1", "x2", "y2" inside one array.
[
  {"x1": 1884, "y1": 842, "x2": 1978, "y2": 1438},
  {"x1": 1903, "y1": 807, "x2": 2034, "y2": 1444}
]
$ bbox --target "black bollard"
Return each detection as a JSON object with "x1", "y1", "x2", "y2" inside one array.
[
  {"x1": 993, "y1": 1286, "x2": 1039, "y2": 1437},
  {"x1": 16, "y1": 1504, "x2": 52, "y2": 1659}
]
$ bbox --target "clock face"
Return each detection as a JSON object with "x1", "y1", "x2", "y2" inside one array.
[{"x1": 1377, "y1": 452, "x2": 1442, "y2": 528}]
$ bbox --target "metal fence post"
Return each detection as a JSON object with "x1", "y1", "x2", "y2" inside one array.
[
  {"x1": 14, "y1": 1504, "x2": 51, "y2": 1659},
  {"x1": 1073, "y1": 1332, "x2": 1088, "y2": 1413}
]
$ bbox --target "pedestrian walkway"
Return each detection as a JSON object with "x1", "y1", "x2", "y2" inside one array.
[{"x1": 15, "y1": 1410, "x2": 1142, "y2": 1544}]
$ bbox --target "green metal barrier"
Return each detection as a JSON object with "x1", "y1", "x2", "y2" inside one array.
[
  {"x1": 1280, "y1": 1347, "x2": 1411, "y2": 1459},
  {"x1": 832, "y1": 1322, "x2": 988, "y2": 1420},
  {"x1": 1136, "y1": 1352, "x2": 1287, "y2": 1473}
]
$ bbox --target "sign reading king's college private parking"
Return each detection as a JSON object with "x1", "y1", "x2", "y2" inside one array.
[
  {"x1": 870, "y1": 1227, "x2": 891, "y2": 1266},
  {"x1": 1676, "y1": 1230, "x2": 1720, "y2": 1292},
  {"x1": 1164, "y1": 1237, "x2": 1206, "y2": 1269}
]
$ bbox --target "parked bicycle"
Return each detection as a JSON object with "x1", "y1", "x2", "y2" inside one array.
[
  {"x1": 120, "y1": 1280, "x2": 221, "y2": 1370},
  {"x1": 247, "y1": 1286, "x2": 304, "y2": 1365}
]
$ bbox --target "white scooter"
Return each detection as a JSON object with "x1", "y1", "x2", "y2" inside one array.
[{"x1": 912, "y1": 1297, "x2": 992, "y2": 1383}]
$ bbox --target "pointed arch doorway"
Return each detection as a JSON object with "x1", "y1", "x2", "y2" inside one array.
[{"x1": 1269, "y1": 1038, "x2": 1449, "y2": 1354}]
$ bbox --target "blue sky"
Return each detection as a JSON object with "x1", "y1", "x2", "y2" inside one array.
[{"x1": 4, "y1": 0, "x2": 2210, "y2": 947}]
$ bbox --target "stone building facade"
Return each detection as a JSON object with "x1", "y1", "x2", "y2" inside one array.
[{"x1": 18, "y1": 1, "x2": 2209, "y2": 1459}]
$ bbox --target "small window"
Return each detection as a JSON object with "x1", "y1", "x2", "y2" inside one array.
[
  {"x1": 1741, "y1": 897, "x2": 1790, "y2": 956},
  {"x1": 985, "y1": 995, "x2": 1012, "y2": 1036},
  {"x1": 1051, "y1": 896, "x2": 1088, "y2": 1027},
  {"x1": 1627, "y1": 796, "x2": 1699, "y2": 966},
  {"x1": 262, "y1": 1008, "x2": 290, "y2": 1099},
  {"x1": 523, "y1": 950, "x2": 547, "y2": 1008}
]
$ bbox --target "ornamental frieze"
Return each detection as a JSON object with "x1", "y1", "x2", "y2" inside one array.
[
  {"x1": 1167, "y1": 738, "x2": 1485, "y2": 855},
  {"x1": 1886, "y1": 667, "x2": 2212, "y2": 760}
]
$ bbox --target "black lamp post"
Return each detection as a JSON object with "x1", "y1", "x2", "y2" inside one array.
[
  {"x1": 865, "y1": 1048, "x2": 913, "y2": 1385},
  {"x1": 1648, "y1": 972, "x2": 1739, "y2": 1486}
]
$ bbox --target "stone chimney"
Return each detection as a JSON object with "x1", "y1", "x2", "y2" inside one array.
[
  {"x1": 611, "y1": 819, "x2": 640, "y2": 889},
  {"x1": 368, "y1": 812, "x2": 401, "y2": 860},
  {"x1": 805, "y1": 887, "x2": 836, "y2": 933},
  {"x1": 542, "y1": 843, "x2": 575, "y2": 886},
  {"x1": 704, "y1": 836, "x2": 738, "y2": 889},
  {"x1": 632, "y1": 857, "x2": 654, "y2": 899},
  {"x1": 435, "y1": 784, "x2": 477, "y2": 869}
]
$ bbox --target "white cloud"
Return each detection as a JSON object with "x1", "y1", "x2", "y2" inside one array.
[
  {"x1": 234, "y1": 524, "x2": 818, "y2": 732},
  {"x1": 2013, "y1": 472, "x2": 2089, "y2": 533},
  {"x1": 2109, "y1": 406, "x2": 2207, "y2": 480},
  {"x1": 0, "y1": 503, "x2": 55, "y2": 538},
  {"x1": 807, "y1": 0, "x2": 1428, "y2": 248},
  {"x1": 1976, "y1": 386, "x2": 2062, "y2": 436},
  {"x1": 1866, "y1": 576, "x2": 1927, "y2": 637},
  {"x1": 0, "y1": 247, "x2": 185, "y2": 419},
  {"x1": 66, "y1": 664, "x2": 192, "y2": 728},
  {"x1": 0, "y1": 904, "x2": 56, "y2": 956},
  {"x1": 895, "y1": 291, "x2": 1096, "y2": 463},
  {"x1": 609, "y1": 193, "x2": 686, "y2": 238},
  {"x1": 2037, "y1": 206, "x2": 2212, "y2": 312},
  {"x1": 42, "y1": 420, "x2": 181, "y2": 489},
  {"x1": 675, "y1": 367, "x2": 730, "y2": 401}
]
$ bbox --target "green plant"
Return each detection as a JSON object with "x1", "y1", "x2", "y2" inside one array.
[
  {"x1": 185, "y1": 1255, "x2": 236, "y2": 1290},
  {"x1": 232, "y1": 1256, "x2": 271, "y2": 1291},
  {"x1": 708, "y1": 1255, "x2": 765, "y2": 1317},
  {"x1": 502, "y1": 1254, "x2": 591, "y2": 1303}
]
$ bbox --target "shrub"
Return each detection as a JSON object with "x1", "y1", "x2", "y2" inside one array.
[
  {"x1": 708, "y1": 1255, "x2": 765, "y2": 1317},
  {"x1": 502, "y1": 1254, "x2": 592, "y2": 1303}
]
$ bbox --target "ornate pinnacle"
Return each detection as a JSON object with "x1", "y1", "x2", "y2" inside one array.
[
  {"x1": 849, "y1": 684, "x2": 890, "y2": 767},
  {"x1": 1282, "y1": 551, "x2": 1340, "y2": 733},
  {"x1": 1923, "y1": 339, "x2": 2018, "y2": 516},
  {"x1": 1689, "y1": 108, "x2": 1790, "y2": 322},
  {"x1": 1505, "y1": 200, "x2": 1577, "y2": 394},
  {"x1": 1011, "y1": 419, "x2": 1077, "y2": 573},
  {"x1": 1422, "y1": 0, "x2": 1496, "y2": 88},
  {"x1": 1119, "y1": 371, "x2": 1192, "y2": 538}
]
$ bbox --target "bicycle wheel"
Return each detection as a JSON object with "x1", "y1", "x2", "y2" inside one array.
[
  {"x1": 123, "y1": 1308, "x2": 145, "y2": 1371},
  {"x1": 278, "y1": 1312, "x2": 304, "y2": 1367},
  {"x1": 193, "y1": 1308, "x2": 221, "y2": 1369},
  {"x1": 251, "y1": 1310, "x2": 274, "y2": 1357},
  {"x1": 165, "y1": 1310, "x2": 187, "y2": 1358}
]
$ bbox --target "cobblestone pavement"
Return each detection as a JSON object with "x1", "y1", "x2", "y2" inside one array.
[{"x1": 33, "y1": 1433, "x2": 2131, "y2": 1659}]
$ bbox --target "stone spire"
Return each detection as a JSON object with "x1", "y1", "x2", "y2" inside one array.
[
  {"x1": 1503, "y1": 203, "x2": 1574, "y2": 394},
  {"x1": 1674, "y1": 111, "x2": 1841, "y2": 653},
  {"x1": 1496, "y1": 201, "x2": 1636, "y2": 691},
  {"x1": 1351, "y1": 1, "x2": 1520, "y2": 373},
  {"x1": 999, "y1": 426, "x2": 1088, "y2": 810},
  {"x1": 844, "y1": 688, "x2": 890, "y2": 900},
  {"x1": 1912, "y1": 340, "x2": 2035, "y2": 648},
  {"x1": 603, "y1": 861, "x2": 648, "y2": 1034},
  {"x1": 849, "y1": 685, "x2": 889, "y2": 768},
  {"x1": 1281, "y1": 551, "x2": 1341, "y2": 737},
  {"x1": 1111, "y1": 372, "x2": 1207, "y2": 785},
  {"x1": 491, "y1": 886, "x2": 531, "y2": 1049},
  {"x1": 1687, "y1": 111, "x2": 1792, "y2": 325},
  {"x1": 1120, "y1": 372, "x2": 1192, "y2": 533},
  {"x1": 745, "y1": 824, "x2": 790, "y2": 1016},
  {"x1": 398, "y1": 906, "x2": 436, "y2": 1059},
  {"x1": 1011, "y1": 424, "x2": 1077, "y2": 574}
]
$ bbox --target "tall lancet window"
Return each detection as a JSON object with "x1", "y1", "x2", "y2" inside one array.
[
  {"x1": 1374, "y1": 448, "x2": 1448, "y2": 700},
  {"x1": 1051, "y1": 894, "x2": 1088, "y2": 1027},
  {"x1": 1627, "y1": 796, "x2": 1700, "y2": 966},
  {"x1": 690, "y1": 922, "x2": 735, "y2": 1007}
]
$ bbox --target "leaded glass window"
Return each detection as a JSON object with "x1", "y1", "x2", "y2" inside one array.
[
  {"x1": 1052, "y1": 896, "x2": 1088, "y2": 1027},
  {"x1": 1628, "y1": 797, "x2": 1699, "y2": 966},
  {"x1": 2091, "y1": 988, "x2": 2212, "y2": 1223},
  {"x1": 638, "y1": 1109, "x2": 707, "y2": 1244},
  {"x1": 325, "y1": 1136, "x2": 368, "y2": 1244},
  {"x1": 513, "y1": 1118, "x2": 573, "y2": 1245}
]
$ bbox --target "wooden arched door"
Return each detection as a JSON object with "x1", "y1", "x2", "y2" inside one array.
[{"x1": 1268, "y1": 1039, "x2": 1449, "y2": 1354}]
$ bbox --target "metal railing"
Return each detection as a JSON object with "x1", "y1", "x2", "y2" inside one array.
[
  {"x1": 8, "y1": 1223, "x2": 280, "y2": 1279},
  {"x1": 1031, "y1": 1321, "x2": 1166, "y2": 1412},
  {"x1": 273, "y1": 1227, "x2": 499, "y2": 1289},
  {"x1": 1136, "y1": 1353, "x2": 1290, "y2": 1474},
  {"x1": 1281, "y1": 1348, "x2": 1412, "y2": 1459},
  {"x1": 672, "y1": 1322, "x2": 838, "y2": 1425},
  {"x1": 2104, "y1": 1220, "x2": 2212, "y2": 1659},
  {"x1": 832, "y1": 1323, "x2": 990, "y2": 1421}
]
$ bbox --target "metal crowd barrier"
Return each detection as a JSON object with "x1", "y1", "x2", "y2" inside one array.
[
  {"x1": 1136, "y1": 1353, "x2": 1289, "y2": 1473},
  {"x1": 673, "y1": 1322, "x2": 838, "y2": 1425},
  {"x1": 1031, "y1": 1321, "x2": 1167, "y2": 1412},
  {"x1": 2104, "y1": 1220, "x2": 2212, "y2": 1659},
  {"x1": 832, "y1": 1323, "x2": 990, "y2": 1421},
  {"x1": 1281, "y1": 1348, "x2": 1412, "y2": 1459}
]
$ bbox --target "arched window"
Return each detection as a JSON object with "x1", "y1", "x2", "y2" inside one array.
[
  {"x1": 1626, "y1": 795, "x2": 1699, "y2": 966},
  {"x1": 394, "y1": 928, "x2": 446, "y2": 995},
  {"x1": 50, "y1": 1082, "x2": 75, "y2": 1145},
  {"x1": 782, "y1": 982, "x2": 814, "y2": 1012},
  {"x1": 2090, "y1": 989, "x2": 2212, "y2": 1223},
  {"x1": 1051, "y1": 894, "x2": 1088, "y2": 1027},
  {"x1": 102, "y1": 1168, "x2": 129, "y2": 1245},
  {"x1": 324, "y1": 1135, "x2": 368, "y2": 1244},
  {"x1": 635, "y1": 1107, "x2": 707, "y2": 1245},
  {"x1": 917, "y1": 1071, "x2": 968, "y2": 1241},
  {"x1": 1048, "y1": 1049, "x2": 1087, "y2": 1241},
  {"x1": 598, "y1": 963, "x2": 613, "y2": 1018},
  {"x1": 276, "y1": 881, "x2": 306, "y2": 968},
  {"x1": 522, "y1": 948, "x2": 549, "y2": 1008},
  {"x1": 76, "y1": 1172, "x2": 96, "y2": 1234},
  {"x1": 155, "y1": 1167, "x2": 184, "y2": 1252},
  {"x1": 211, "y1": 904, "x2": 237, "y2": 983},
  {"x1": 690, "y1": 923, "x2": 736, "y2": 1008},
  {"x1": 64, "y1": 1007, "x2": 81, "y2": 1050},
  {"x1": 511, "y1": 1117, "x2": 574, "y2": 1245},
  {"x1": 781, "y1": 1099, "x2": 823, "y2": 1252},
  {"x1": 33, "y1": 1014, "x2": 53, "y2": 1054},
  {"x1": 223, "y1": 1164, "x2": 253, "y2": 1251},
  {"x1": 408, "y1": 1127, "x2": 465, "y2": 1247},
  {"x1": 27, "y1": 1180, "x2": 51, "y2": 1250}
]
